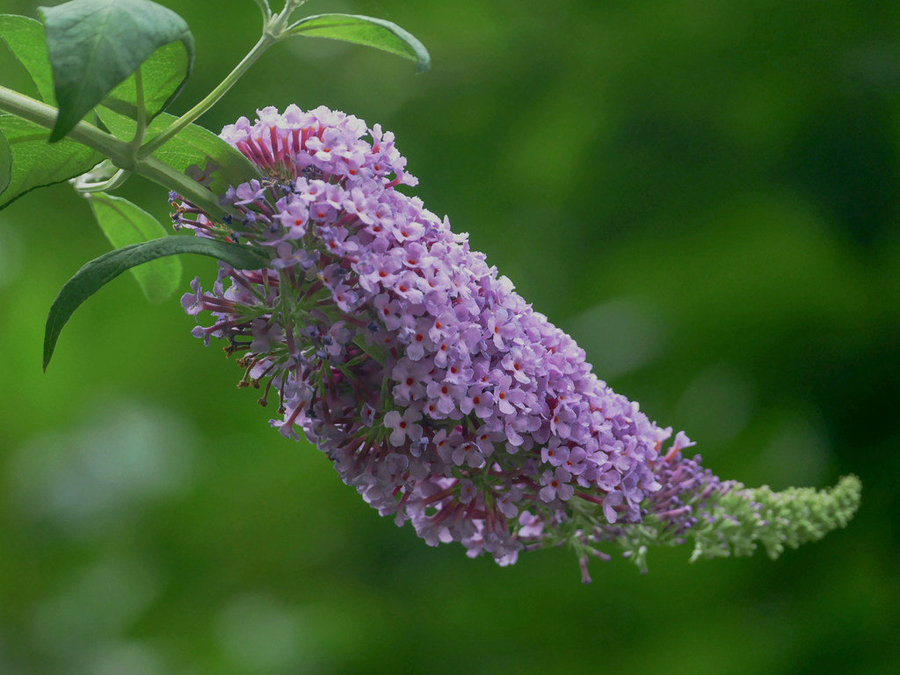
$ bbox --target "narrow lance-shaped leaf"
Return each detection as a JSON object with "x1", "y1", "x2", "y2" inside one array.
[
  {"x1": 0, "y1": 14, "x2": 57, "y2": 103},
  {"x1": 0, "y1": 113, "x2": 101, "y2": 210},
  {"x1": 39, "y1": 0, "x2": 195, "y2": 141},
  {"x1": 87, "y1": 193, "x2": 181, "y2": 303},
  {"x1": 288, "y1": 13, "x2": 431, "y2": 73},
  {"x1": 44, "y1": 236, "x2": 269, "y2": 370},
  {"x1": 96, "y1": 107, "x2": 261, "y2": 195}
]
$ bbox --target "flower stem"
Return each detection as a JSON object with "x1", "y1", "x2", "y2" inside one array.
[
  {"x1": 0, "y1": 84, "x2": 231, "y2": 218},
  {"x1": 253, "y1": 0, "x2": 273, "y2": 22},
  {"x1": 138, "y1": 32, "x2": 276, "y2": 158},
  {"x1": 0, "y1": 84, "x2": 127, "y2": 159},
  {"x1": 137, "y1": 0, "x2": 308, "y2": 159}
]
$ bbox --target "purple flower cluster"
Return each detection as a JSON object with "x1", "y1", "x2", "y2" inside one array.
[{"x1": 174, "y1": 105, "x2": 726, "y2": 569}]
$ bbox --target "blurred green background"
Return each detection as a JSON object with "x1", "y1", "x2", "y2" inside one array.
[{"x1": 1, "y1": 0, "x2": 899, "y2": 672}]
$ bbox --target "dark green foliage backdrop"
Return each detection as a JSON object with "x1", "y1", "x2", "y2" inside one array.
[{"x1": 1, "y1": 1, "x2": 898, "y2": 672}]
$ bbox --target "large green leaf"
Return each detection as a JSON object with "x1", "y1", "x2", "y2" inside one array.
[
  {"x1": 0, "y1": 14, "x2": 56, "y2": 103},
  {"x1": 39, "y1": 0, "x2": 194, "y2": 141},
  {"x1": 102, "y1": 40, "x2": 192, "y2": 122},
  {"x1": 87, "y1": 192, "x2": 181, "y2": 303},
  {"x1": 96, "y1": 107, "x2": 260, "y2": 195},
  {"x1": 0, "y1": 113, "x2": 102, "y2": 210},
  {"x1": 43, "y1": 236, "x2": 269, "y2": 370},
  {"x1": 288, "y1": 13, "x2": 430, "y2": 72}
]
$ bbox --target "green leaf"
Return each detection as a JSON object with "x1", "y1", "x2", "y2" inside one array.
[
  {"x1": 86, "y1": 193, "x2": 181, "y2": 303},
  {"x1": 39, "y1": 0, "x2": 194, "y2": 141},
  {"x1": 0, "y1": 113, "x2": 102, "y2": 210},
  {"x1": 102, "y1": 40, "x2": 192, "y2": 122},
  {"x1": 288, "y1": 13, "x2": 430, "y2": 73},
  {"x1": 0, "y1": 14, "x2": 57, "y2": 103},
  {"x1": 96, "y1": 107, "x2": 261, "y2": 195},
  {"x1": 0, "y1": 129, "x2": 11, "y2": 193},
  {"x1": 43, "y1": 236, "x2": 269, "y2": 370}
]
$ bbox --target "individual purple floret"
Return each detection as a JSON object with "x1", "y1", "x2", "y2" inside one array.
[{"x1": 172, "y1": 105, "x2": 859, "y2": 579}]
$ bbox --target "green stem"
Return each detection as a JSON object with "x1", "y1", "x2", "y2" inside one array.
[
  {"x1": 139, "y1": 156, "x2": 230, "y2": 215},
  {"x1": 0, "y1": 84, "x2": 230, "y2": 218},
  {"x1": 138, "y1": 32, "x2": 276, "y2": 158},
  {"x1": 0, "y1": 84, "x2": 129, "y2": 160},
  {"x1": 131, "y1": 66, "x2": 147, "y2": 151},
  {"x1": 138, "y1": 0, "x2": 310, "y2": 158},
  {"x1": 253, "y1": 0, "x2": 273, "y2": 22}
]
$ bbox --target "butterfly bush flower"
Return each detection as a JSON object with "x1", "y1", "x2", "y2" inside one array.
[{"x1": 172, "y1": 105, "x2": 860, "y2": 581}]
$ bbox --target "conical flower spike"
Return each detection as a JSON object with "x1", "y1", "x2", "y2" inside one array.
[{"x1": 174, "y1": 105, "x2": 860, "y2": 580}]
